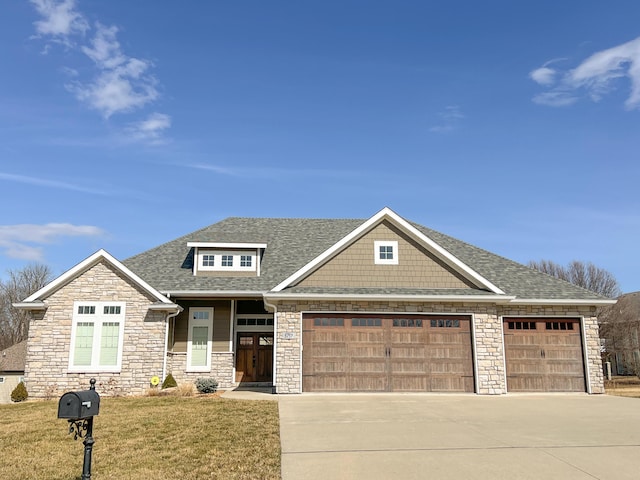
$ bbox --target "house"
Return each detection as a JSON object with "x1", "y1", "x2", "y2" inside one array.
[
  {"x1": 14, "y1": 207, "x2": 614, "y2": 397},
  {"x1": 600, "y1": 291, "x2": 640, "y2": 376},
  {"x1": 0, "y1": 341, "x2": 26, "y2": 403}
]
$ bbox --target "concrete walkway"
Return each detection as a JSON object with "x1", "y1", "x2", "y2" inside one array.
[{"x1": 279, "y1": 394, "x2": 640, "y2": 480}]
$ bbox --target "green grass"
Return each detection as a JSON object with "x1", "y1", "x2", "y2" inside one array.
[{"x1": 0, "y1": 396, "x2": 281, "y2": 479}]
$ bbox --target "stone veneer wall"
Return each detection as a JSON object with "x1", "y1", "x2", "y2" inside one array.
[
  {"x1": 25, "y1": 261, "x2": 167, "y2": 398},
  {"x1": 273, "y1": 300, "x2": 604, "y2": 395},
  {"x1": 166, "y1": 352, "x2": 235, "y2": 388},
  {"x1": 498, "y1": 304, "x2": 604, "y2": 394}
]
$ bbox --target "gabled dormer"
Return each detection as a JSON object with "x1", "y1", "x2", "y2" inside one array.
[{"x1": 187, "y1": 242, "x2": 267, "y2": 277}]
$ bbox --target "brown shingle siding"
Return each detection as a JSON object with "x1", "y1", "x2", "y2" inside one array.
[{"x1": 298, "y1": 221, "x2": 476, "y2": 289}]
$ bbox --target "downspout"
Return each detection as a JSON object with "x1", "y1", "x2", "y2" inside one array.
[
  {"x1": 263, "y1": 295, "x2": 278, "y2": 394},
  {"x1": 163, "y1": 307, "x2": 182, "y2": 382}
]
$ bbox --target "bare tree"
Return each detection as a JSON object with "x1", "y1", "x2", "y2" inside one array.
[
  {"x1": 528, "y1": 259, "x2": 621, "y2": 298},
  {"x1": 0, "y1": 264, "x2": 52, "y2": 350},
  {"x1": 598, "y1": 293, "x2": 640, "y2": 377}
]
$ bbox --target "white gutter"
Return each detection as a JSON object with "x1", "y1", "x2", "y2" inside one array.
[
  {"x1": 163, "y1": 290, "x2": 265, "y2": 298},
  {"x1": 12, "y1": 301, "x2": 47, "y2": 310},
  {"x1": 264, "y1": 293, "x2": 516, "y2": 304},
  {"x1": 162, "y1": 308, "x2": 183, "y2": 383},
  {"x1": 508, "y1": 299, "x2": 617, "y2": 306}
]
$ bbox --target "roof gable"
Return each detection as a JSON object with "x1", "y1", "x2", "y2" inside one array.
[
  {"x1": 271, "y1": 207, "x2": 505, "y2": 294},
  {"x1": 296, "y1": 220, "x2": 478, "y2": 290},
  {"x1": 18, "y1": 249, "x2": 176, "y2": 308}
]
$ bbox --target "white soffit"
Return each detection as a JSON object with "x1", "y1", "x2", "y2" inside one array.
[{"x1": 271, "y1": 207, "x2": 505, "y2": 295}]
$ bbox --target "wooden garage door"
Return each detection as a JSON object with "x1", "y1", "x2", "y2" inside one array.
[
  {"x1": 302, "y1": 314, "x2": 474, "y2": 392},
  {"x1": 503, "y1": 318, "x2": 586, "y2": 392}
]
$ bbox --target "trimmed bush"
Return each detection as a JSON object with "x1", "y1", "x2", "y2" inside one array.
[
  {"x1": 11, "y1": 381, "x2": 28, "y2": 403},
  {"x1": 161, "y1": 373, "x2": 178, "y2": 389},
  {"x1": 195, "y1": 377, "x2": 218, "y2": 394}
]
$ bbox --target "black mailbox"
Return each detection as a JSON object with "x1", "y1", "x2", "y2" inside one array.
[{"x1": 58, "y1": 389, "x2": 100, "y2": 420}]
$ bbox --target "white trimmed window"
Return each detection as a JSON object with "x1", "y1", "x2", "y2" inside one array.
[
  {"x1": 187, "y1": 307, "x2": 214, "y2": 372},
  {"x1": 198, "y1": 250, "x2": 256, "y2": 272},
  {"x1": 69, "y1": 302, "x2": 125, "y2": 372},
  {"x1": 374, "y1": 241, "x2": 398, "y2": 265}
]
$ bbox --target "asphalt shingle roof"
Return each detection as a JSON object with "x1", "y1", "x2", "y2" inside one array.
[
  {"x1": 0, "y1": 341, "x2": 26, "y2": 372},
  {"x1": 123, "y1": 216, "x2": 607, "y2": 301}
]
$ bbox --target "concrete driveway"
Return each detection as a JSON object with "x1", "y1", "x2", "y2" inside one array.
[{"x1": 279, "y1": 394, "x2": 640, "y2": 480}]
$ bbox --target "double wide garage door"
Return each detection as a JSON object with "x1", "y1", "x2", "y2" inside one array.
[
  {"x1": 503, "y1": 318, "x2": 586, "y2": 392},
  {"x1": 302, "y1": 314, "x2": 474, "y2": 392}
]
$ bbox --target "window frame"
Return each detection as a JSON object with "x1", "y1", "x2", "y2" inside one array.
[
  {"x1": 68, "y1": 301, "x2": 126, "y2": 373},
  {"x1": 374, "y1": 241, "x2": 399, "y2": 265},
  {"x1": 187, "y1": 307, "x2": 214, "y2": 372},
  {"x1": 197, "y1": 250, "x2": 257, "y2": 272}
]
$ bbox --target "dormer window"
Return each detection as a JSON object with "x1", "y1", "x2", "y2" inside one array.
[
  {"x1": 374, "y1": 240, "x2": 398, "y2": 265},
  {"x1": 202, "y1": 254, "x2": 215, "y2": 267},
  {"x1": 187, "y1": 242, "x2": 266, "y2": 276}
]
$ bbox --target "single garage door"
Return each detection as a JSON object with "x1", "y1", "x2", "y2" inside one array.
[
  {"x1": 503, "y1": 318, "x2": 586, "y2": 392},
  {"x1": 302, "y1": 314, "x2": 474, "y2": 392}
]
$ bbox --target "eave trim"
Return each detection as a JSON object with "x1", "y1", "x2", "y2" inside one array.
[
  {"x1": 264, "y1": 293, "x2": 516, "y2": 303},
  {"x1": 163, "y1": 290, "x2": 266, "y2": 298},
  {"x1": 508, "y1": 298, "x2": 617, "y2": 306}
]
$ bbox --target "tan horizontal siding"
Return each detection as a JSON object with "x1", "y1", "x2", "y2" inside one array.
[{"x1": 170, "y1": 299, "x2": 232, "y2": 353}]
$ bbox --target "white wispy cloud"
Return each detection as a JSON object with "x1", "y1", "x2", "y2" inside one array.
[
  {"x1": 30, "y1": 0, "x2": 88, "y2": 40},
  {"x1": 531, "y1": 36, "x2": 640, "y2": 109},
  {"x1": 68, "y1": 23, "x2": 159, "y2": 118},
  {"x1": 532, "y1": 91, "x2": 578, "y2": 107},
  {"x1": 0, "y1": 223, "x2": 103, "y2": 261},
  {"x1": 181, "y1": 162, "x2": 364, "y2": 179},
  {"x1": 29, "y1": 1, "x2": 169, "y2": 141},
  {"x1": 530, "y1": 67, "x2": 556, "y2": 86},
  {"x1": 125, "y1": 113, "x2": 171, "y2": 144},
  {"x1": 429, "y1": 105, "x2": 465, "y2": 133},
  {"x1": 0, "y1": 171, "x2": 109, "y2": 195}
]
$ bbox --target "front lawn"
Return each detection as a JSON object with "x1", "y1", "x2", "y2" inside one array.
[
  {"x1": 0, "y1": 395, "x2": 281, "y2": 479},
  {"x1": 605, "y1": 376, "x2": 640, "y2": 398}
]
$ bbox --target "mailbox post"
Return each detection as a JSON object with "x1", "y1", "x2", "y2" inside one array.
[{"x1": 58, "y1": 378, "x2": 100, "y2": 480}]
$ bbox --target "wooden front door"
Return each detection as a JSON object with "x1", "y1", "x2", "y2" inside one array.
[
  {"x1": 235, "y1": 333, "x2": 273, "y2": 383},
  {"x1": 504, "y1": 318, "x2": 586, "y2": 392},
  {"x1": 302, "y1": 314, "x2": 474, "y2": 392}
]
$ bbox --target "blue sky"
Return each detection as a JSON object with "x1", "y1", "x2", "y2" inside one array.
[{"x1": 1, "y1": 1, "x2": 639, "y2": 294}]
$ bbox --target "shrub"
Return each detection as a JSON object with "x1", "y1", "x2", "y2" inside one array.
[
  {"x1": 175, "y1": 383, "x2": 195, "y2": 397},
  {"x1": 11, "y1": 381, "x2": 28, "y2": 403},
  {"x1": 195, "y1": 377, "x2": 218, "y2": 394},
  {"x1": 161, "y1": 373, "x2": 178, "y2": 389}
]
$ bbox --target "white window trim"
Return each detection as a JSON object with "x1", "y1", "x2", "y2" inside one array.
[
  {"x1": 235, "y1": 314, "x2": 275, "y2": 332},
  {"x1": 374, "y1": 241, "x2": 399, "y2": 265},
  {"x1": 187, "y1": 307, "x2": 214, "y2": 372},
  {"x1": 68, "y1": 301, "x2": 126, "y2": 373},
  {"x1": 197, "y1": 250, "x2": 258, "y2": 272}
]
